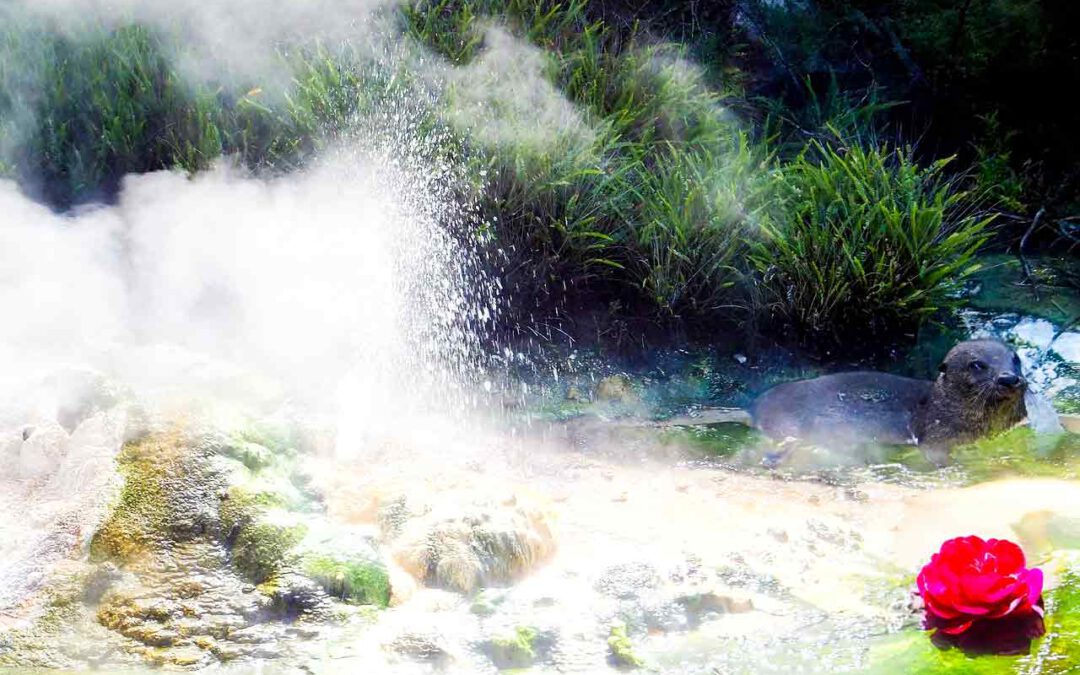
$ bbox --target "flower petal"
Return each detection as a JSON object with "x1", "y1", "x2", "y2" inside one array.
[
  {"x1": 924, "y1": 593, "x2": 963, "y2": 619},
  {"x1": 941, "y1": 620, "x2": 974, "y2": 635},
  {"x1": 986, "y1": 539, "x2": 1025, "y2": 573},
  {"x1": 986, "y1": 596, "x2": 1023, "y2": 619},
  {"x1": 1022, "y1": 568, "x2": 1043, "y2": 607}
]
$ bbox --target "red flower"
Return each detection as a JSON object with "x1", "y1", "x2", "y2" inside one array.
[{"x1": 917, "y1": 536, "x2": 1044, "y2": 636}]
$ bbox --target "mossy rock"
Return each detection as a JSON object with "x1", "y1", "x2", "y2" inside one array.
[
  {"x1": 219, "y1": 486, "x2": 290, "y2": 537},
  {"x1": 207, "y1": 422, "x2": 301, "y2": 472},
  {"x1": 596, "y1": 375, "x2": 636, "y2": 403},
  {"x1": 230, "y1": 515, "x2": 307, "y2": 584},
  {"x1": 486, "y1": 625, "x2": 540, "y2": 669},
  {"x1": 90, "y1": 432, "x2": 226, "y2": 563},
  {"x1": 243, "y1": 468, "x2": 313, "y2": 511},
  {"x1": 301, "y1": 554, "x2": 391, "y2": 607},
  {"x1": 0, "y1": 568, "x2": 108, "y2": 668},
  {"x1": 607, "y1": 621, "x2": 644, "y2": 669},
  {"x1": 220, "y1": 440, "x2": 276, "y2": 471},
  {"x1": 233, "y1": 421, "x2": 300, "y2": 454},
  {"x1": 470, "y1": 591, "x2": 503, "y2": 617}
]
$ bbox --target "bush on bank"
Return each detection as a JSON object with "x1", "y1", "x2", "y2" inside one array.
[{"x1": 0, "y1": 2, "x2": 1000, "y2": 348}]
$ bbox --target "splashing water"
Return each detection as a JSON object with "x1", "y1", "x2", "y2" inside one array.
[
  {"x1": 1025, "y1": 390, "x2": 1065, "y2": 436},
  {"x1": 0, "y1": 111, "x2": 501, "y2": 618}
]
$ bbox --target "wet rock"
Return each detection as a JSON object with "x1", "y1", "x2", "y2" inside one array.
[
  {"x1": 470, "y1": 591, "x2": 501, "y2": 617},
  {"x1": 97, "y1": 592, "x2": 182, "y2": 645},
  {"x1": 595, "y1": 562, "x2": 662, "y2": 599},
  {"x1": 89, "y1": 433, "x2": 228, "y2": 562},
  {"x1": 0, "y1": 428, "x2": 22, "y2": 467},
  {"x1": 17, "y1": 421, "x2": 69, "y2": 480},
  {"x1": 220, "y1": 440, "x2": 276, "y2": 471},
  {"x1": 145, "y1": 645, "x2": 211, "y2": 668},
  {"x1": 285, "y1": 625, "x2": 321, "y2": 639},
  {"x1": 806, "y1": 518, "x2": 863, "y2": 552},
  {"x1": 675, "y1": 590, "x2": 754, "y2": 627},
  {"x1": 565, "y1": 385, "x2": 586, "y2": 402},
  {"x1": 596, "y1": 375, "x2": 635, "y2": 402},
  {"x1": 126, "y1": 625, "x2": 179, "y2": 647},
  {"x1": 388, "y1": 631, "x2": 453, "y2": 666},
  {"x1": 98, "y1": 594, "x2": 175, "y2": 628},
  {"x1": 392, "y1": 497, "x2": 556, "y2": 594},
  {"x1": 262, "y1": 571, "x2": 330, "y2": 619},
  {"x1": 228, "y1": 624, "x2": 278, "y2": 644},
  {"x1": 176, "y1": 613, "x2": 247, "y2": 640},
  {"x1": 482, "y1": 625, "x2": 550, "y2": 669},
  {"x1": 249, "y1": 645, "x2": 283, "y2": 659},
  {"x1": 82, "y1": 563, "x2": 125, "y2": 603}
]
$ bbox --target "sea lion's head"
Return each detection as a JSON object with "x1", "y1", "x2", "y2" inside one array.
[{"x1": 937, "y1": 339, "x2": 1027, "y2": 404}]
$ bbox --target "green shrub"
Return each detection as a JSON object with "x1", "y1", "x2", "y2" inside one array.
[
  {"x1": 970, "y1": 112, "x2": 1028, "y2": 215},
  {"x1": 403, "y1": 0, "x2": 593, "y2": 65},
  {"x1": 616, "y1": 139, "x2": 766, "y2": 316},
  {"x1": 0, "y1": 15, "x2": 423, "y2": 207},
  {"x1": 407, "y1": 0, "x2": 759, "y2": 321},
  {"x1": 752, "y1": 136, "x2": 994, "y2": 341},
  {"x1": 302, "y1": 554, "x2": 391, "y2": 607},
  {"x1": 472, "y1": 127, "x2": 632, "y2": 301},
  {"x1": 0, "y1": 22, "x2": 222, "y2": 207}
]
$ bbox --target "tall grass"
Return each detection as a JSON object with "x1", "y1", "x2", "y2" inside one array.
[
  {"x1": 0, "y1": 17, "x2": 426, "y2": 207},
  {"x1": 617, "y1": 139, "x2": 766, "y2": 316},
  {"x1": 0, "y1": 23, "x2": 221, "y2": 206},
  {"x1": 0, "y1": 2, "x2": 999, "y2": 347},
  {"x1": 406, "y1": 0, "x2": 763, "y2": 321},
  {"x1": 752, "y1": 136, "x2": 993, "y2": 342}
]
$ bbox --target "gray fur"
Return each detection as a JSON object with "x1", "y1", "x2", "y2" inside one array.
[{"x1": 751, "y1": 340, "x2": 1027, "y2": 465}]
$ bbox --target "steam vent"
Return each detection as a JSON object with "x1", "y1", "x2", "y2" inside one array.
[{"x1": 2, "y1": 1, "x2": 1080, "y2": 672}]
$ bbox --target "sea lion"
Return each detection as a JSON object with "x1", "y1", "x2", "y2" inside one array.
[{"x1": 751, "y1": 339, "x2": 1028, "y2": 465}]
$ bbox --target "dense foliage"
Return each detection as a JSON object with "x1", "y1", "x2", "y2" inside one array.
[
  {"x1": 2, "y1": 0, "x2": 1073, "y2": 350},
  {"x1": 753, "y1": 138, "x2": 992, "y2": 341}
]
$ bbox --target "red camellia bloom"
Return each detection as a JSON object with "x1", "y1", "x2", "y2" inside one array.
[{"x1": 917, "y1": 536, "x2": 1044, "y2": 636}]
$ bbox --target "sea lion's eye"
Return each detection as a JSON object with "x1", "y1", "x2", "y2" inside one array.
[{"x1": 969, "y1": 360, "x2": 987, "y2": 372}]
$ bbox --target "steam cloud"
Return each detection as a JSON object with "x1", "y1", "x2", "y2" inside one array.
[{"x1": 0, "y1": 0, "x2": 607, "y2": 615}]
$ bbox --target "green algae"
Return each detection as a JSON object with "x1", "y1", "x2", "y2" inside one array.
[
  {"x1": 301, "y1": 554, "x2": 391, "y2": 607},
  {"x1": 89, "y1": 432, "x2": 222, "y2": 562},
  {"x1": 220, "y1": 439, "x2": 277, "y2": 471},
  {"x1": 865, "y1": 630, "x2": 1028, "y2": 674},
  {"x1": 230, "y1": 516, "x2": 307, "y2": 584},
  {"x1": 950, "y1": 428, "x2": 1080, "y2": 484},
  {"x1": 88, "y1": 447, "x2": 168, "y2": 561},
  {"x1": 219, "y1": 486, "x2": 288, "y2": 537},
  {"x1": 607, "y1": 621, "x2": 644, "y2": 669},
  {"x1": 658, "y1": 421, "x2": 764, "y2": 459},
  {"x1": 487, "y1": 625, "x2": 539, "y2": 669}
]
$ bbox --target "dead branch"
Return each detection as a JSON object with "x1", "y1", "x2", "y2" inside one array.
[{"x1": 1018, "y1": 206, "x2": 1045, "y2": 302}]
